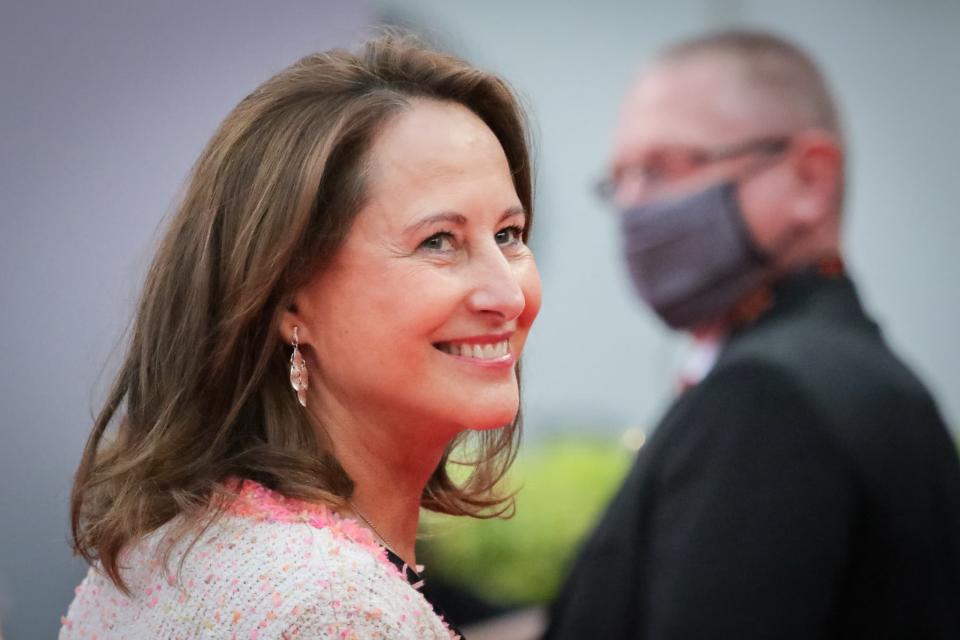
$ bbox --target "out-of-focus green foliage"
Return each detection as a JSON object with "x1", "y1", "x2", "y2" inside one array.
[{"x1": 418, "y1": 438, "x2": 633, "y2": 605}]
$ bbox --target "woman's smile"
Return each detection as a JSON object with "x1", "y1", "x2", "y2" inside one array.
[{"x1": 433, "y1": 332, "x2": 515, "y2": 368}]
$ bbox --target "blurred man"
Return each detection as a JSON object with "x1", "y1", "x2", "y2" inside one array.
[{"x1": 545, "y1": 30, "x2": 960, "y2": 639}]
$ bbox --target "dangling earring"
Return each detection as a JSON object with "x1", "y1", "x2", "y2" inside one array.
[{"x1": 289, "y1": 326, "x2": 308, "y2": 407}]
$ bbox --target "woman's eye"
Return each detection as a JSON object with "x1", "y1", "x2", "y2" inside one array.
[
  {"x1": 419, "y1": 231, "x2": 456, "y2": 252},
  {"x1": 495, "y1": 225, "x2": 524, "y2": 247}
]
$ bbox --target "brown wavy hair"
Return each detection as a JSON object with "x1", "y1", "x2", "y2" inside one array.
[{"x1": 70, "y1": 33, "x2": 534, "y2": 592}]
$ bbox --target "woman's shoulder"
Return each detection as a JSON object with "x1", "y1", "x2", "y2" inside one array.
[
  {"x1": 210, "y1": 480, "x2": 419, "y2": 603},
  {"x1": 217, "y1": 477, "x2": 392, "y2": 567},
  {"x1": 61, "y1": 480, "x2": 457, "y2": 639},
  {"x1": 196, "y1": 478, "x2": 395, "y2": 575}
]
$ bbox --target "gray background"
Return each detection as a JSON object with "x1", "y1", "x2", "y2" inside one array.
[{"x1": 2, "y1": 0, "x2": 957, "y2": 636}]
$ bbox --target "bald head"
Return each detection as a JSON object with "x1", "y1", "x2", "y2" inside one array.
[{"x1": 654, "y1": 30, "x2": 843, "y2": 141}]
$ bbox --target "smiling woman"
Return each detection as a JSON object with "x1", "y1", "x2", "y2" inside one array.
[{"x1": 61, "y1": 33, "x2": 539, "y2": 639}]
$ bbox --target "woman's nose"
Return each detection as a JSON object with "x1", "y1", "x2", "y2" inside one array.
[{"x1": 465, "y1": 248, "x2": 526, "y2": 322}]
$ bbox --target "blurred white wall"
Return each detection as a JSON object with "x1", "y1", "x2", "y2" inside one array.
[
  {"x1": 0, "y1": 2, "x2": 372, "y2": 636},
  {"x1": 376, "y1": 0, "x2": 960, "y2": 441}
]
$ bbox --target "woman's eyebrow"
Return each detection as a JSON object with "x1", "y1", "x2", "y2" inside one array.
[
  {"x1": 405, "y1": 206, "x2": 526, "y2": 235},
  {"x1": 404, "y1": 212, "x2": 467, "y2": 235},
  {"x1": 501, "y1": 205, "x2": 526, "y2": 222}
]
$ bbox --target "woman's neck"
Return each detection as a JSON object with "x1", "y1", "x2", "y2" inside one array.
[
  {"x1": 312, "y1": 395, "x2": 455, "y2": 568},
  {"x1": 343, "y1": 461, "x2": 429, "y2": 567}
]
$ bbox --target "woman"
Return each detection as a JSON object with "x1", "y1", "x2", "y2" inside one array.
[{"x1": 61, "y1": 33, "x2": 540, "y2": 639}]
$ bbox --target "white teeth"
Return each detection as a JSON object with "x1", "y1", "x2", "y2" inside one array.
[{"x1": 440, "y1": 339, "x2": 511, "y2": 360}]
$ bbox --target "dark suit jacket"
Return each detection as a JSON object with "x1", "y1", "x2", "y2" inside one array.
[{"x1": 545, "y1": 272, "x2": 960, "y2": 639}]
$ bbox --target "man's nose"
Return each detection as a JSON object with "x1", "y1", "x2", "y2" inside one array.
[{"x1": 465, "y1": 247, "x2": 526, "y2": 322}]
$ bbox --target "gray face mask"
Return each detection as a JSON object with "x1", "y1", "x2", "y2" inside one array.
[{"x1": 620, "y1": 180, "x2": 772, "y2": 330}]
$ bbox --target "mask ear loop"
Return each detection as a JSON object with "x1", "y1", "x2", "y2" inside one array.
[
  {"x1": 727, "y1": 139, "x2": 800, "y2": 264},
  {"x1": 720, "y1": 181, "x2": 773, "y2": 266}
]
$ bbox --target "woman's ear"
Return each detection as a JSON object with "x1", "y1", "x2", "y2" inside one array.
[{"x1": 279, "y1": 299, "x2": 307, "y2": 346}]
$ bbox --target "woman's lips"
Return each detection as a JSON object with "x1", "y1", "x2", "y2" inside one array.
[{"x1": 433, "y1": 333, "x2": 516, "y2": 367}]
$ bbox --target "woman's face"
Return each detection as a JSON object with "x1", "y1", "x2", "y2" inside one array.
[{"x1": 289, "y1": 99, "x2": 541, "y2": 442}]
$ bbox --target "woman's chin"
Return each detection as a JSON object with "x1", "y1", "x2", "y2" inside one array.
[
  {"x1": 461, "y1": 404, "x2": 520, "y2": 433},
  {"x1": 422, "y1": 387, "x2": 519, "y2": 434}
]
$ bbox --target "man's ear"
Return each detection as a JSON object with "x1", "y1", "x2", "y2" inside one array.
[{"x1": 790, "y1": 129, "x2": 843, "y2": 228}]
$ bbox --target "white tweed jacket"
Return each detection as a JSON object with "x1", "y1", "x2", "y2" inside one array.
[{"x1": 60, "y1": 480, "x2": 458, "y2": 639}]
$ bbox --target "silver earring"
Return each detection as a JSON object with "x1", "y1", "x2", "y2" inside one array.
[{"x1": 289, "y1": 326, "x2": 308, "y2": 407}]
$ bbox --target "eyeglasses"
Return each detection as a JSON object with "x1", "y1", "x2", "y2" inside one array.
[{"x1": 594, "y1": 135, "x2": 793, "y2": 205}]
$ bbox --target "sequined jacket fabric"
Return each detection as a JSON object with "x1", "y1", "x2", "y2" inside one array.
[{"x1": 60, "y1": 480, "x2": 459, "y2": 639}]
